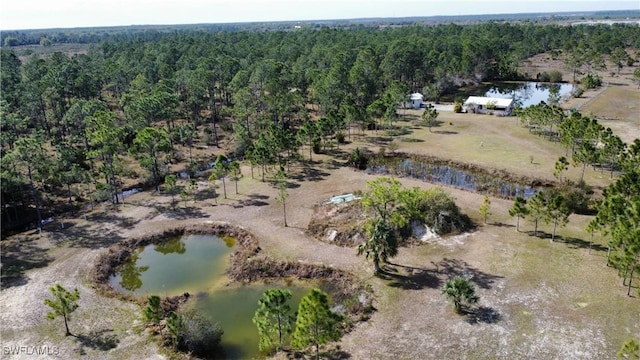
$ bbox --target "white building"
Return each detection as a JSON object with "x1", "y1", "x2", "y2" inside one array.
[
  {"x1": 463, "y1": 96, "x2": 514, "y2": 115},
  {"x1": 410, "y1": 93, "x2": 424, "y2": 109}
]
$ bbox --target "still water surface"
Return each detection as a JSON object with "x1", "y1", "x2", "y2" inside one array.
[{"x1": 110, "y1": 234, "x2": 313, "y2": 359}]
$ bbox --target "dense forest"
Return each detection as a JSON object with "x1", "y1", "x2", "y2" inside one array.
[{"x1": 1, "y1": 21, "x2": 640, "y2": 235}]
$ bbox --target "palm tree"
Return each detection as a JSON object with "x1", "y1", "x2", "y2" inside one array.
[
  {"x1": 357, "y1": 219, "x2": 398, "y2": 274},
  {"x1": 441, "y1": 276, "x2": 479, "y2": 314}
]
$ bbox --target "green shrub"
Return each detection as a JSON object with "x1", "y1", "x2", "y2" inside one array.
[
  {"x1": 348, "y1": 147, "x2": 369, "y2": 170},
  {"x1": 582, "y1": 73, "x2": 602, "y2": 89},
  {"x1": 538, "y1": 71, "x2": 551, "y2": 82},
  {"x1": 571, "y1": 87, "x2": 584, "y2": 98},
  {"x1": 548, "y1": 70, "x2": 563, "y2": 83},
  {"x1": 453, "y1": 101, "x2": 463, "y2": 113},
  {"x1": 336, "y1": 131, "x2": 346, "y2": 144},
  {"x1": 179, "y1": 310, "x2": 223, "y2": 356}
]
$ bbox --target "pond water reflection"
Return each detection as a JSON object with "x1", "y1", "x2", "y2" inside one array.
[
  {"x1": 109, "y1": 234, "x2": 315, "y2": 359},
  {"x1": 482, "y1": 81, "x2": 575, "y2": 108}
]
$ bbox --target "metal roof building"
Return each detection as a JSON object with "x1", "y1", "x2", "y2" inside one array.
[{"x1": 463, "y1": 96, "x2": 514, "y2": 115}]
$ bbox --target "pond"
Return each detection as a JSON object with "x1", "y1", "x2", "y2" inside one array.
[
  {"x1": 366, "y1": 158, "x2": 539, "y2": 198},
  {"x1": 109, "y1": 234, "x2": 314, "y2": 359},
  {"x1": 482, "y1": 82, "x2": 575, "y2": 108},
  {"x1": 450, "y1": 81, "x2": 575, "y2": 108}
]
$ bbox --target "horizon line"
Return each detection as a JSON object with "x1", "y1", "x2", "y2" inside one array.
[{"x1": 2, "y1": 8, "x2": 639, "y2": 32}]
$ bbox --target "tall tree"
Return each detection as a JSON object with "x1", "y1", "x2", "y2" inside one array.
[
  {"x1": 228, "y1": 160, "x2": 241, "y2": 195},
  {"x1": 509, "y1": 196, "x2": 529, "y2": 232},
  {"x1": 610, "y1": 47, "x2": 629, "y2": 75},
  {"x1": 554, "y1": 156, "x2": 570, "y2": 183},
  {"x1": 528, "y1": 191, "x2": 547, "y2": 237},
  {"x1": 292, "y1": 289, "x2": 342, "y2": 360},
  {"x1": 131, "y1": 127, "x2": 171, "y2": 191},
  {"x1": 361, "y1": 177, "x2": 403, "y2": 223},
  {"x1": 590, "y1": 138, "x2": 640, "y2": 294},
  {"x1": 212, "y1": 155, "x2": 229, "y2": 199},
  {"x1": 87, "y1": 110, "x2": 124, "y2": 204},
  {"x1": 545, "y1": 194, "x2": 571, "y2": 242},
  {"x1": 44, "y1": 283, "x2": 80, "y2": 336},
  {"x1": 274, "y1": 169, "x2": 290, "y2": 227},
  {"x1": 252, "y1": 289, "x2": 295, "y2": 353},
  {"x1": 5, "y1": 131, "x2": 52, "y2": 233}
]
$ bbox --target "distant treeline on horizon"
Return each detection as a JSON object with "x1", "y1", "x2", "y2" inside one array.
[{"x1": 2, "y1": 9, "x2": 639, "y2": 47}]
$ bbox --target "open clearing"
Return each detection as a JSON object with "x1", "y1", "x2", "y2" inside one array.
[{"x1": 2, "y1": 60, "x2": 639, "y2": 359}]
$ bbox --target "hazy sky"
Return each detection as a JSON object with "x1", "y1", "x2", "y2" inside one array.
[{"x1": 2, "y1": 0, "x2": 638, "y2": 30}]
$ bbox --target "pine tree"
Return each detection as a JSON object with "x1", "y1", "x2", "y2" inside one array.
[
  {"x1": 143, "y1": 295, "x2": 163, "y2": 325},
  {"x1": 252, "y1": 289, "x2": 295, "y2": 353},
  {"x1": 479, "y1": 195, "x2": 491, "y2": 224},
  {"x1": 509, "y1": 196, "x2": 529, "y2": 232},
  {"x1": 292, "y1": 289, "x2": 342, "y2": 360},
  {"x1": 44, "y1": 283, "x2": 80, "y2": 336}
]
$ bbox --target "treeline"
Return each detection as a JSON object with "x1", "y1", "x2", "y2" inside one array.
[
  {"x1": 3, "y1": 9, "x2": 638, "y2": 47},
  {"x1": 1, "y1": 22, "x2": 639, "y2": 232}
]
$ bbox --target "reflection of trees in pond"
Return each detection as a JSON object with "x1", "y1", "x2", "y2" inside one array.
[
  {"x1": 154, "y1": 237, "x2": 186, "y2": 255},
  {"x1": 118, "y1": 253, "x2": 149, "y2": 292},
  {"x1": 220, "y1": 235, "x2": 236, "y2": 248},
  {"x1": 547, "y1": 84, "x2": 561, "y2": 105}
]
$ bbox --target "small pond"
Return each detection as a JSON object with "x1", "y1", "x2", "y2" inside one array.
[
  {"x1": 109, "y1": 234, "x2": 315, "y2": 359},
  {"x1": 366, "y1": 158, "x2": 539, "y2": 198},
  {"x1": 451, "y1": 81, "x2": 575, "y2": 108},
  {"x1": 482, "y1": 81, "x2": 574, "y2": 108}
]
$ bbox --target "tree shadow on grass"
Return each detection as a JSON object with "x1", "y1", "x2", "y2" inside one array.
[
  {"x1": 434, "y1": 258, "x2": 502, "y2": 290},
  {"x1": 367, "y1": 136, "x2": 393, "y2": 146},
  {"x1": 73, "y1": 329, "x2": 119, "y2": 355},
  {"x1": 491, "y1": 222, "x2": 515, "y2": 228},
  {"x1": 558, "y1": 236, "x2": 608, "y2": 252},
  {"x1": 163, "y1": 206, "x2": 211, "y2": 220},
  {"x1": 0, "y1": 237, "x2": 52, "y2": 288},
  {"x1": 379, "y1": 263, "x2": 441, "y2": 290},
  {"x1": 290, "y1": 166, "x2": 331, "y2": 182},
  {"x1": 232, "y1": 194, "x2": 270, "y2": 208},
  {"x1": 465, "y1": 306, "x2": 502, "y2": 325},
  {"x1": 400, "y1": 137, "x2": 425, "y2": 143},
  {"x1": 527, "y1": 231, "x2": 608, "y2": 253},
  {"x1": 44, "y1": 220, "x2": 125, "y2": 249}
]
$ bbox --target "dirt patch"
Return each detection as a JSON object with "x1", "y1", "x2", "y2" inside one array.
[{"x1": 307, "y1": 201, "x2": 367, "y2": 247}]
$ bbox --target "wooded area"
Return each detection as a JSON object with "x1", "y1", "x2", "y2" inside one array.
[
  {"x1": 2, "y1": 22, "x2": 638, "y2": 232},
  {"x1": 2, "y1": 16, "x2": 640, "y2": 359}
]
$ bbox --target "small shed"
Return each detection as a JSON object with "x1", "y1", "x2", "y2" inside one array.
[
  {"x1": 410, "y1": 93, "x2": 424, "y2": 109},
  {"x1": 463, "y1": 96, "x2": 514, "y2": 115}
]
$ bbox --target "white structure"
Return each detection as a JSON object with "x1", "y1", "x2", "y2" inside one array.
[
  {"x1": 463, "y1": 96, "x2": 514, "y2": 115},
  {"x1": 410, "y1": 93, "x2": 424, "y2": 109}
]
